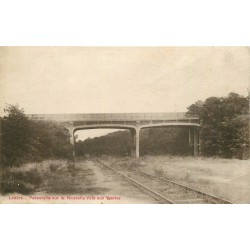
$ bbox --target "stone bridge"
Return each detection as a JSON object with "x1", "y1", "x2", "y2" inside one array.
[{"x1": 27, "y1": 112, "x2": 200, "y2": 158}]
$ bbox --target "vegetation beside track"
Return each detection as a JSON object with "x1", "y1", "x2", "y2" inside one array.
[{"x1": 100, "y1": 155, "x2": 250, "y2": 203}]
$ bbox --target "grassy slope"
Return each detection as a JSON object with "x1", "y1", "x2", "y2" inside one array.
[
  {"x1": 104, "y1": 156, "x2": 250, "y2": 203},
  {"x1": 0, "y1": 159, "x2": 95, "y2": 196},
  {"x1": 1, "y1": 156, "x2": 249, "y2": 203}
]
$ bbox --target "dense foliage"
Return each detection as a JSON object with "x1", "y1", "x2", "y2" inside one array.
[
  {"x1": 140, "y1": 127, "x2": 190, "y2": 156},
  {"x1": 0, "y1": 104, "x2": 72, "y2": 167},
  {"x1": 76, "y1": 130, "x2": 131, "y2": 156},
  {"x1": 187, "y1": 92, "x2": 249, "y2": 159},
  {"x1": 75, "y1": 127, "x2": 191, "y2": 157}
]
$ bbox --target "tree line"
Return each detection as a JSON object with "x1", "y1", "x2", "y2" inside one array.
[
  {"x1": 187, "y1": 92, "x2": 249, "y2": 159},
  {"x1": 77, "y1": 92, "x2": 249, "y2": 159},
  {"x1": 76, "y1": 127, "x2": 191, "y2": 157},
  {"x1": 0, "y1": 92, "x2": 249, "y2": 167}
]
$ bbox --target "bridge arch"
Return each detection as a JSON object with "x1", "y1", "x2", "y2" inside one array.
[
  {"x1": 71, "y1": 124, "x2": 139, "y2": 157},
  {"x1": 69, "y1": 123, "x2": 200, "y2": 158},
  {"x1": 138, "y1": 123, "x2": 200, "y2": 157}
]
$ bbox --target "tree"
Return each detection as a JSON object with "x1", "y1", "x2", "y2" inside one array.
[
  {"x1": 0, "y1": 104, "x2": 72, "y2": 167},
  {"x1": 187, "y1": 93, "x2": 249, "y2": 159},
  {"x1": 1, "y1": 104, "x2": 36, "y2": 166}
]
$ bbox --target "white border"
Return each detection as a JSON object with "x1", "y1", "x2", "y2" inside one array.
[
  {"x1": 0, "y1": 0, "x2": 250, "y2": 46},
  {"x1": 0, "y1": 0, "x2": 250, "y2": 250},
  {"x1": 0, "y1": 205, "x2": 250, "y2": 250}
]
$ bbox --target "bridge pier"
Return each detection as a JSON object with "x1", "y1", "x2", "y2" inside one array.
[
  {"x1": 193, "y1": 127, "x2": 199, "y2": 157},
  {"x1": 189, "y1": 127, "x2": 199, "y2": 157},
  {"x1": 135, "y1": 128, "x2": 140, "y2": 158},
  {"x1": 130, "y1": 130, "x2": 136, "y2": 157},
  {"x1": 130, "y1": 128, "x2": 140, "y2": 158},
  {"x1": 188, "y1": 128, "x2": 192, "y2": 148}
]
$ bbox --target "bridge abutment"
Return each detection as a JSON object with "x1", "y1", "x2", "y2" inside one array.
[{"x1": 67, "y1": 125, "x2": 75, "y2": 158}]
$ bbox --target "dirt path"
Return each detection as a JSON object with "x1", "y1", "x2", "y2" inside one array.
[
  {"x1": 3, "y1": 156, "x2": 247, "y2": 204},
  {"x1": 73, "y1": 159, "x2": 159, "y2": 203},
  {"x1": 0, "y1": 159, "x2": 159, "y2": 204}
]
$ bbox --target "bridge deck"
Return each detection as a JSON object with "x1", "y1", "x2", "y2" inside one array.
[{"x1": 27, "y1": 112, "x2": 199, "y2": 122}]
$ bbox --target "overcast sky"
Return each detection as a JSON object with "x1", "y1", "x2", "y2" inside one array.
[
  {"x1": 1, "y1": 47, "x2": 249, "y2": 114},
  {"x1": 1, "y1": 47, "x2": 249, "y2": 140}
]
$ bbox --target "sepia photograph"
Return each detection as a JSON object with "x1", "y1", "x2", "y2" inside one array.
[
  {"x1": 1, "y1": 1, "x2": 250, "y2": 250},
  {"x1": 0, "y1": 46, "x2": 249, "y2": 204}
]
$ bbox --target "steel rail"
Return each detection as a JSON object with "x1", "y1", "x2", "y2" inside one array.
[
  {"x1": 96, "y1": 159, "x2": 175, "y2": 204},
  {"x1": 120, "y1": 168, "x2": 233, "y2": 204}
]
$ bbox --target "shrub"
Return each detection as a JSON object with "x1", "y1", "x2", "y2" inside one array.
[
  {"x1": 0, "y1": 168, "x2": 42, "y2": 195},
  {"x1": 0, "y1": 104, "x2": 72, "y2": 167}
]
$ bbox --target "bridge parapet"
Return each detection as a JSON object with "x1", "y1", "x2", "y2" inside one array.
[{"x1": 27, "y1": 112, "x2": 199, "y2": 123}]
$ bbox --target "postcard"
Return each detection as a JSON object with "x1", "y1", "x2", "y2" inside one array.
[{"x1": 0, "y1": 47, "x2": 249, "y2": 204}]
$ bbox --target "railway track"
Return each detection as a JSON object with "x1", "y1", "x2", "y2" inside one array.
[{"x1": 96, "y1": 159, "x2": 233, "y2": 204}]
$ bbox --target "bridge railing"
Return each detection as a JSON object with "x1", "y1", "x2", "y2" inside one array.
[{"x1": 27, "y1": 112, "x2": 199, "y2": 122}]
